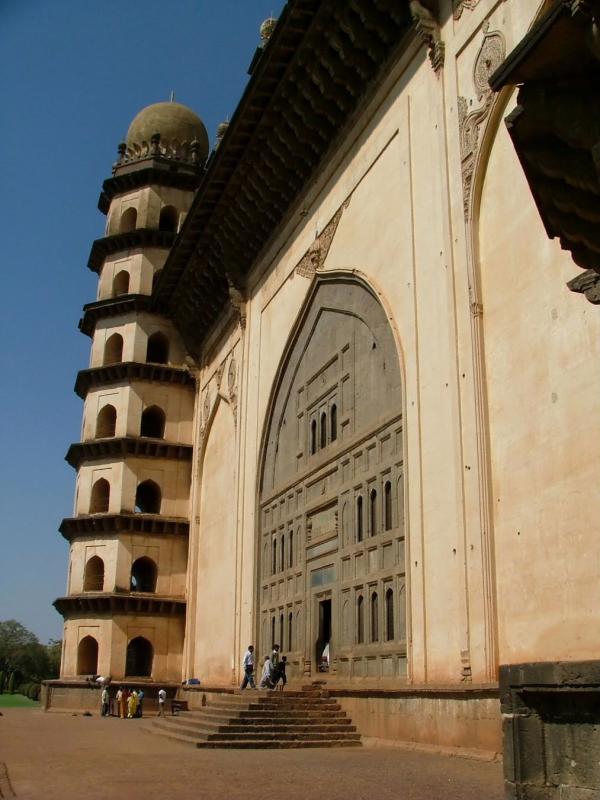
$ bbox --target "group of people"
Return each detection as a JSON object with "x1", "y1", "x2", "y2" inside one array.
[
  {"x1": 241, "y1": 644, "x2": 287, "y2": 690},
  {"x1": 100, "y1": 686, "x2": 145, "y2": 718}
]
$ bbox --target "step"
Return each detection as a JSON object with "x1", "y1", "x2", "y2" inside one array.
[
  {"x1": 156, "y1": 715, "x2": 353, "y2": 733},
  {"x1": 204, "y1": 731, "x2": 361, "y2": 742},
  {"x1": 195, "y1": 739, "x2": 361, "y2": 749}
]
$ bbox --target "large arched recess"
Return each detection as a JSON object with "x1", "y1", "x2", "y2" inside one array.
[
  {"x1": 192, "y1": 397, "x2": 237, "y2": 684},
  {"x1": 257, "y1": 273, "x2": 407, "y2": 680}
]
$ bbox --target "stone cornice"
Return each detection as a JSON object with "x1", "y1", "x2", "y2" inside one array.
[
  {"x1": 88, "y1": 229, "x2": 176, "y2": 273},
  {"x1": 98, "y1": 160, "x2": 202, "y2": 215},
  {"x1": 78, "y1": 294, "x2": 155, "y2": 337},
  {"x1": 53, "y1": 593, "x2": 186, "y2": 618},
  {"x1": 74, "y1": 362, "x2": 195, "y2": 399},
  {"x1": 152, "y1": 0, "x2": 416, "y2": 356},
  {"x1": 65, "y1": 437, "x2": 193, "y2": 469},
  {"x1": 59, "y1": 513, "x2": 189, "y2": 541}
]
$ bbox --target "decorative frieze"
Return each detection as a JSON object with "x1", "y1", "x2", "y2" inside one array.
[{"x1": 453, "y1": 0, "x2": 480, "y2": 20}]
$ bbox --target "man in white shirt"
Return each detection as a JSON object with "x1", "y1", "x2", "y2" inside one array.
[
  {"x1": 240, "y1": 645, "x2": 256, "y2": 689},
  {"x1": 157, "y1": 687, "x2": 167, "y2": 716}
]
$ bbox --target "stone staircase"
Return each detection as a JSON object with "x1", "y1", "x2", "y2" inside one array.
[{"x1": 147, "y1": 686, "x2": 361, "y2": 749}]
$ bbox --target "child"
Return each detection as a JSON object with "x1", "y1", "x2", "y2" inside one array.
[{"x1": 259, "y1": 655, "x2": 275, "y2": 689}]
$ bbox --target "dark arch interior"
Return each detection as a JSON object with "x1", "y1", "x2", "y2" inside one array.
[
  {"x1": 90, "y1": 478, "x2": 110, "y2": 513},
  {"x1": 140, "y1": 406, "x2": 166, "y2": 438},
  {"x1": 77, "y1": 636, "x2": 98, "y2": 675},
  {"x1": 119, "y1": 207, "x2": 137, "y2": 233},
  {"x1": 130, "y1": 556, "x2": 157, "y2": 593},
  {"x1": 83, "y1": 556, "x2": 104, "y2": 591},
  {"x1": 96, "y1": 405, "x2": 116, "y2": 438},
  {"x1": 146, "y1": 332, "x2": 169, "y2": 364},
  {"x1": 135, "y1": 480, "x2": 161, "y2": 514},
  {"x1": 158, "y1": 205, "x2": 178, "y2": 233},
  {"x1": 125, "y1": 636, "x2": 153, "y2": 677},
  {"x1": 104, "y1": 333, "x2": 123, "y2": 366},
  {"x1": 112, "y1": 270, "x2": 130, "y2": 296}
]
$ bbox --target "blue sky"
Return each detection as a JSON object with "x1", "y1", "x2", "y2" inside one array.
[{"x1": 0, "y1": 0, "x2": 284, "y2": 643}]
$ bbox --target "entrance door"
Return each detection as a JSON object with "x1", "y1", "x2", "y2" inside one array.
[{"x1": 316, "y1": 598, "x2": 332, "y2": 673}]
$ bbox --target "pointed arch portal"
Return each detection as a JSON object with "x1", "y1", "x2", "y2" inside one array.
[{"x1": 257, "y1": 274, "x2": 407, "y2": 681}]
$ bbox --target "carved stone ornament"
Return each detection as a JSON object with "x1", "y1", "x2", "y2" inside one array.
[
  {"x1": 458, "y1": 24, "x2": 506, "y2": 219},
  {"x1": 202, "y1": 388, "x2": 212, "y2": 429},
  {"x1": 228, "y1": 358, "x2": 238, "y2": 428},
  {"x1": 410, "y1": 1, "x2": 445, "y2": 72},
  {"x1": 567, "y1": 269, "x2": 600, "y2": 304},
  {"x1": 227, "y1": 275, "x2": 247, "y2": 330},
  {"x1": 295, "y1": 198, "x2": 350, "y2": 279},
  {"x1": 454, "y1": 0, "x2": 480, "y2": 20}
]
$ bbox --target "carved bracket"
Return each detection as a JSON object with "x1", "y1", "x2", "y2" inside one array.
[
  {"x1": 567, "y1": 269, "x2": 600, "y2": 303},
  {"x1": 410, "y1": 1, "x2": 445, "y2": 72},
  {"x1": 226, "y1": 272, "x2": 247, "y2": 330},
  {"x1": 454, "y1": 0, "x2": 480, "y2": 20},
  {"x1": 458, "y1": 23, "x2": 506, "y2": 219}
]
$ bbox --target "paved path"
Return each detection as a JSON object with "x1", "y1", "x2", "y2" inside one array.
[{"x1": 0, "y1": 708, "x2": 503, "y2": 800}]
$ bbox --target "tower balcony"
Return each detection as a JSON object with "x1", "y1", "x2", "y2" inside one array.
[
  {"x1": 53, "y1": 592, "x2": 186, "y2": 618},
  {"x1": 88, "y1": 228, "x2": 177, "y2": 273},
  {"x1": 79, "y1": 295, "x2": 154, "y2": 337},
  {"x1": 59, "y1": 512, "x2": 189, "y2": 542},
  {"x1": 65, "y1": 437, "x2": 193, "y2": 470},
  {"x1": 75, "y1": 362, "x2": 194, "y2": 399}
]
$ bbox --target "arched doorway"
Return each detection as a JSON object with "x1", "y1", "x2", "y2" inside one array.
[
  {"x1": 258, "y1": 274, "x2": 406, "y2": 681},
  {"x1": 130, "y1": 557, "x2": 157, "y2": 592},
  {"x1": 77, "y1": 636, "x2": 98, "y2": 675},
  {"x1": 125, "y1": 637, "x2": 153, "y2": 677}
]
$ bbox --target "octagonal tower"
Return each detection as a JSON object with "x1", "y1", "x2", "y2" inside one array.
[{"x1": 55, "y1": 101, "x2": 208, "y2": 686}]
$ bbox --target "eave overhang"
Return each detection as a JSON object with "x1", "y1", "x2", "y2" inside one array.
[
  {"x1": 53, "y1": 593, "x2": 186, "y2": 618},
  {"x1": 152, "y1": 0, "x2": 416, "y2": 356},
  {"x1": 59, "y1": 513, "x2": 189, "y2": 541},
  {"x1": 65, "y1": 437, "x2": 193, "y2": 469},
  {"x1": 99, "y1": 159, "x2": 203, "y2": 215},
  {"x1": 88, "y1": 229, "x2": 177, "y2": 273},
  {"x1": 74, "y1": 362, "x2": 195, "y2": 399},
  {"x1": 490, "y1": 1, "x2": 600, "y2": 302},
  {"x1": 79, "y1": 294, "x2": 155, "y2": 337}
]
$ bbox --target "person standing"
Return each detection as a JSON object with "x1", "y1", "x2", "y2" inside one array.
[
  {"x1": 136, "y1": 688, "x2": 144, "y2": 718},
  {"x1": 271, "y1": 644, "x2": 280, "y2": 672},
  {"x1": 240, "y1": 645, "x2": 256, "y2": 690},
  {"x1": 274, "y1": 655, "x2": 287, "y2": 691},
  {"x1": 101, "y1": 686, "x2": 109, "y2": 716},
  {"x1": 116, "y1": 687, "x2": 125, "y2": 719},
  {"x1": 157, "y1": 687, "x2": 167, "y2": 716}
]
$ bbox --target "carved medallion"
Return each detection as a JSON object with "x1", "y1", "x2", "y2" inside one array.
[
  {"x1": 458, "y1": 24, "x2": 506, "y2": 219},
  {"x1": 227, "y1": 358, "x2": 237, "y2": 395}
]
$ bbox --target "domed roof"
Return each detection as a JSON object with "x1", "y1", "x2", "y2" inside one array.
[{"x1": 126, "y1": 101, "x2": 209, "y2": 159}]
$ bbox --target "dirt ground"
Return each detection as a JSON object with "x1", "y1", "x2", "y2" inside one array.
[{"x1": 0, "y1": 707, "x2": 504, "y2": 800}]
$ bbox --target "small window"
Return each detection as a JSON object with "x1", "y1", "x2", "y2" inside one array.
[
  {"x1": 135, "y1": 480, "x2": 161, "y2": 514},
  {"x1": 280, "y1": 535, "x2": 285, "y2": 572},
  {"x1": 119, "y1": 207, "x2": 137, "y2": 233},
  {"x1": 385, "y1": 588, "x2": 394, "y2": 642},
  {"x1": 130, "y1": 556, "x2": 157, "y2": 593},
  {"x1": 288, "y1": 611, "x2": 293, "y2": 651},
  {"x1": 103, "y1": 333, "x2": 123, "y2": 366},
  {"x1": 271, "y1": 616, "x2": 276, "y2": 649},
  {"x1": 289, "y1": 530, "x2": 294, "y2": 569},
  {"x1": 357, "y1": 595, "x2": 364, "y2": 644},
  {"x1": 279, "y1": 613, "x2": 284, "y2": 650},
  {"x1": 83, "y1": 556, "x2": 104, "y2": 592},
  {"x1": 112, "y1": 270, "x2": 130, "y2": 297},
  {"x1": 272, "y1": 539, "x2": 277, "y2": 575},
  {"x1": 330, "y1": 403, "x2": 337, "y2": 442},
  {"x1": 320, "y1": 412, "x2": 327, "y2": 449},
  {"x1": 384, "y1": 481, "x2": 392, "y2": 531},
  {"x1": 370, "y1": 489, "x2": 378, "y2": 537},
  {"x1": 90, "y1": 478, "x2": 110, "y2": 514},
  {"x1": 356, "y1": 496, "x2": 363, "y2": 543},
  {"x1": 146, "y1": 332, "x2": 169, "y2": 364},
  {"x1": 310, "y1": 419, "x2": 317, "y2": 455},
  {"x1": 158, "y1": 205, "x2": 178, "y2": 233},
  {"x1": 96, "y1": 405, "x2": 116, "y2": 438},
  {"x1": 140, "y1": 406, "x2": 166, "y2": 438},
  {"x1": 371, "y1": 591, "x2": 379, "y2": 643}
]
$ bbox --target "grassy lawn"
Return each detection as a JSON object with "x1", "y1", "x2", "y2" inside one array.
[{"x1": 0, "y1": 693, "x2": 38, "y2": 708}]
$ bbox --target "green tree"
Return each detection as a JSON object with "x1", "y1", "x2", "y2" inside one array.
[
  {"x1": 0, "y1": 670, "x2": 4, "y2": 694},
  {"x1": 0, "y1": 621, "x2": 56, "y2": 682},
  {"x1": 7, "y1": 671, "x2": 15, "y2": 694}
]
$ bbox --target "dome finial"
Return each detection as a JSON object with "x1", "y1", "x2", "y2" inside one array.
[{"x1": 259, "y1": 16, "x2": 277, "y2": 45}]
